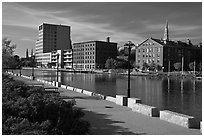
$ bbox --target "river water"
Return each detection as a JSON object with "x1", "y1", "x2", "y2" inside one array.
[{"x1": 12, "y1": 69, "x2": 202, "y2": 122}]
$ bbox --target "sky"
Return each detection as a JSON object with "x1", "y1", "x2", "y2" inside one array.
[{"x1": 2, "y1": 2, "x2": 202, "y2": 57}]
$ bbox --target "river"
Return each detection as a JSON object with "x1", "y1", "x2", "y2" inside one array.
[{"x1": 11, "y1": 69, "x2": 202, "y2": 122}]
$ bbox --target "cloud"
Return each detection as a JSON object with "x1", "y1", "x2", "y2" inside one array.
[{"x1": 2, "y1": 2, "x2": 202, "y2": 57}]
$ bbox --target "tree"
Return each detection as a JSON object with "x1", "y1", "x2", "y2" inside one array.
[
  {"x1": 2, "y1": 38, "x2": 16, "y2": 69},
  {"x1": 198, "y1": 62, "x2": 202, "y2": 71},
  {"x1": 157, "y1": 64, "x2": 163, "y2": 71},
  {"x1": 134, "y1": 63, "x2": 140, "y2": 70},
  {"x1": 149, "y1": 62, "x2": 157, "y2": 71},
  {"x1": 174, "y1": 62, "x2": 181, "y2": 71},
  {"x1": 105, "y1": 58, "x2": 117, "y2": 69},
  {"x1": 189, "y1": 62, "x2": 195, "y2": 71},
  {"x1": 47, "y1": 62, "x2": 55, "y2": 68},
  {"x1": 142, "y1": 62, "x2": 149, "y2": 70}
]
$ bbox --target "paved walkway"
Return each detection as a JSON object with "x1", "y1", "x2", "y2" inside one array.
[{"x1": 11, "y1": 74, "x2": 201, "y2": 135}]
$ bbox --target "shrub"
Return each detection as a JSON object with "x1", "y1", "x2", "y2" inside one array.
[
  {"x1": 2, "y1": 73, "x2": 90, "y2": 135},
  {"x1": 174, "y1": 62, "x2": 181, "y2": 71}
]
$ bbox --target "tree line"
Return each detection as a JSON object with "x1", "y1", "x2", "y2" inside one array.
[{"x1": 2, "y1": 37, "x2": 36, "y2": 70}]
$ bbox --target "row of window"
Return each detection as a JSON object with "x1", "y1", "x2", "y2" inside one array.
[
  {"x1": 42, "y1": 57, "x2": 51, "y2": 60},
  {"x1": 73, "y1": 43, "x2": 95, "y2": 49},
  {"x1": 74, "y1": 53, "x2": 84, "y2": 56},
  {"x1": 138, "y1": 47, "x2": 160, "y2": 53},
  {"x1": 64, "y1": 55, "x2": 72, "y2": 58},
  {"x1": 138, "y1": 53, "x2": 160, "y2": 58},
  {"x1": 85, "y1": 60, "x2": 95, "y2": 63},
  {"x1": 85, "y1": 52, "x2": 95, "y2": 55},
  {"x1": 85, "y1": 65, "x2": 95, "y2": 69},
  {"x1": 85, "y1": 56, "x2": 94, "y2": 59},
  {"x1": 138, "y1": 59, "x2": 160, "y2": 64},
  {"x1": 142, "y1": 43, "x2": 155, "y2": 46}
]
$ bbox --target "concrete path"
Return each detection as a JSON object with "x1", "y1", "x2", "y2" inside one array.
[{"x1": 10, "y1": 75, "x2": 201, "y2": 135}]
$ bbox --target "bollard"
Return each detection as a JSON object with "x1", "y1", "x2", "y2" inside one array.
[
  {"x1": 116, "y1": 95, "x2": 128, "y2": 106},
  {"x1": 56, "y1": 82, "x2": 61, "y2": 87},
  {"x1": 128, "y1": 98, "x2": 142, "y2": 108}
]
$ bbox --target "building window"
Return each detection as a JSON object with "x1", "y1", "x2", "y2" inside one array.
[{"x1": 155, "y1": 47, "x2": 158, "y2": 52}]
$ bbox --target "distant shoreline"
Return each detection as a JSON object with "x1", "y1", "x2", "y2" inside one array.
[{"x1": 9, "y1": 67, "x2": 202, "y2": 80}]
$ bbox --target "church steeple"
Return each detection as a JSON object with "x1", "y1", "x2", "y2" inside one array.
[
  {"x1": 26, "y1": 49, "x2": 29, "y2": 58},
  {"x1": 31, "y1": 49, "x2": 33, "y2": 57},
  {"x1": 163, "y1": 20, "x2": 169, "y2": 42}
]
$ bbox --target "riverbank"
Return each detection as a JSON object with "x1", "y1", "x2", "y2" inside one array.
[
  {"x1": 21, "y1": 67, "x2": 202, "y2": 81},
  {"x1": 7, "y1": 72, "x2": 201, "y2": 135}
]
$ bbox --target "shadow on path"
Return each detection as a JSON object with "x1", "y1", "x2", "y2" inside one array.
[{"x1": 77, "y1": 107, "x2": 146, "y2": 135}]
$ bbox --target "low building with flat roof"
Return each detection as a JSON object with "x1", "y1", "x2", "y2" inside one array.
[{"x1": 72, "y1": 37, "x2": 117, "y2": 70}]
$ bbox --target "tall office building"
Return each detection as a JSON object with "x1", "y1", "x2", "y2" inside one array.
[{"x1": 35, "y1": 23, "x2": 72, "y2": 66}]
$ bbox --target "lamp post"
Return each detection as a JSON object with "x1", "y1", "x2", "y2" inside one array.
[
  {"x1": 56, "y1": 53, "x2": 59, "y2": 82},
  {"x1": 124, "y1": 41, "x2": 135, "y2": 98},
  {"x1": 19, "y1": 65, "x2": 22, "y2": 76},
  {"x1": 31, "y1": 57, "x2": 35, "y2": 80}
]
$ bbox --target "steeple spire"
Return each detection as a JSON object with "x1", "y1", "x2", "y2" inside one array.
[
  {"x1": 163, "y1": 20, "x2": 169, "y2": 42},
  {"x1": 31, "y1": 49, "x2": 33, "y2": 57},
  {"x1": 26, "y1": 49, "x2": 29, "y2": 58}
]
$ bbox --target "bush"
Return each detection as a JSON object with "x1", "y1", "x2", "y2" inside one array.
[
  {"x1": 2, "y1": 73, "x2": 90, "y2": 135},
  {"x1": 174, "y1": 62, "x2": 181, "y2": 71}
]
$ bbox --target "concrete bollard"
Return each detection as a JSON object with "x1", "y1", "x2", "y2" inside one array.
[
  {"x1": 105, "y1": 96, "x2": 116, "y2": 103},
  {"x1": 52, "y1": 81, "x2": 56, "y2": 86},
  {"x1": 116, "y1": 95, "x2": 128, "y2": 106},
  {"x1": 75, "y1": 88, "x2": 83, "y2": 93},
  {"x1": 30, "y1": 76, "x2": 35, "y2": 80},
  {"x1": 160, "y1": 110, "x2": 197, "y2": 128},
  {"x1": 67, "y1": 86, "x2": 74, "y2": 91},
  {"x1": 92, "y1": 93, "x2": 106, "y2": 100},
  {"x1": 48, "y1": 81, "x2": 52, "y2": 85},
  {"x1": 128, "y1": 98, "x2": 142, "y2": 108},
  {"x1": 61, "y1": 84, "x2": 67, "y2": 89},
  {"x1": 83, "y1": 90, "x2": 93, "y2": 96},
  {"x1": 200, "y1": 121, "x2": 202, "y2": 133},
  {"x1": 55, "y1": 82, "x2": 61, "y2": 87},
  {"x1": 132, "y1": 103, "x2": 159, "y2": 117}
]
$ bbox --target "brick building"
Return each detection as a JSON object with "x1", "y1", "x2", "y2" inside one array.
[
  {"x1": 73, "y1": 37, "x2": 117, "y2": 70},
  {"x1": 135, "y1": 22, "x2": 202, "y2": 72}
]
